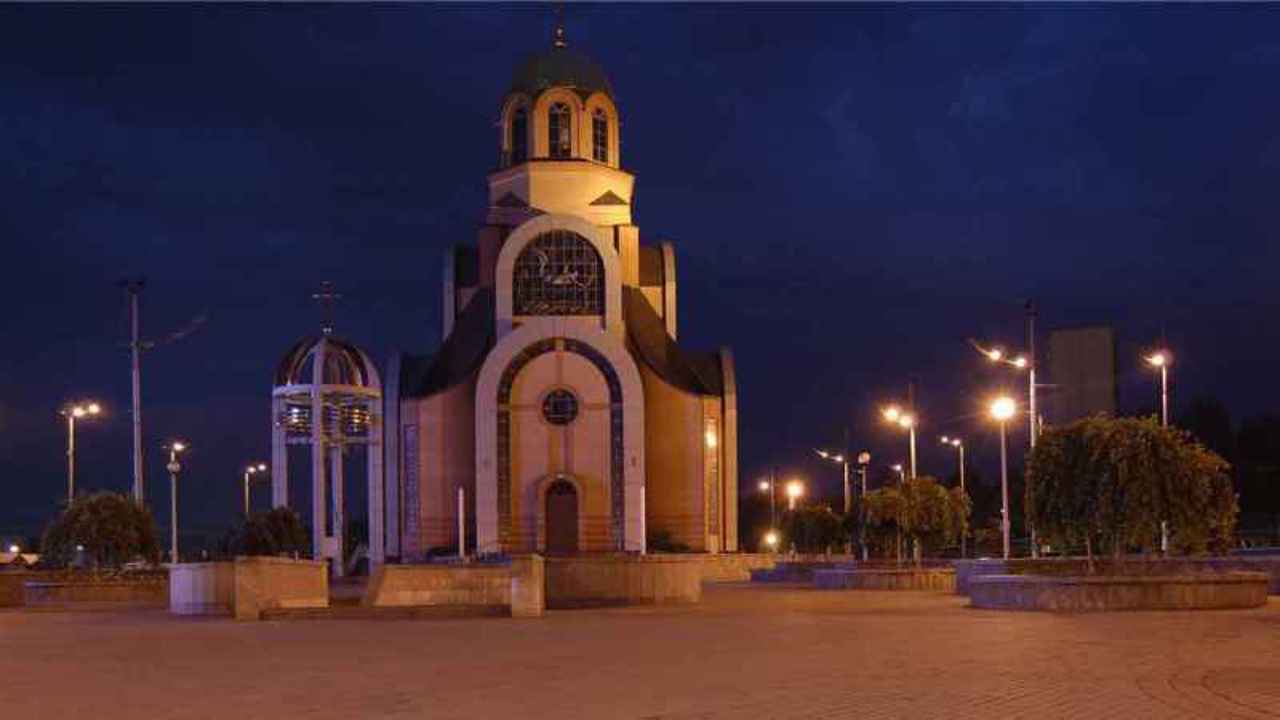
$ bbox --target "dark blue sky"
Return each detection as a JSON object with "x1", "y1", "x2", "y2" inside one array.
[{"x1": 2, "y1": 4, "x2": 1278, "y2": 538}]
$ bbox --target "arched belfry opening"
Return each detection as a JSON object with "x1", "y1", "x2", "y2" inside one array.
[{"x1": 271, "y1": 283, "x2": 384, "y2": 576}]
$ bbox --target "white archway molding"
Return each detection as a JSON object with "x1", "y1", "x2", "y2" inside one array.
[
  {"x1": 475, "y1": 318, "x2": 646, "y2": 555},
  {"x1": 494, "y1": 213, "x2": 623, "y2": 339}
]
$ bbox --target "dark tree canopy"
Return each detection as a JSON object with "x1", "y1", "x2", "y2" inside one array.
[
  {"x1": 221, "y1": 507, "x2": 309, "y2": 558},
  {"x1": 40, "y1": 492, "x2": 160, "y2": 569},
  {"x1": 1027, "y1": 415, "x2": 1236, "y2": 560}
]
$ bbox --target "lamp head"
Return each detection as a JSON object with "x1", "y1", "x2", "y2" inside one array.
[
  {"x1": 1146, "y1": 351, "x2": 1171, "y2": 368},
  {"x1": 764, "y1": 531, "x2": 779, "y2": 547},
  {"x1": 857, "y1": 451, "x2": 871, "y2": 465},
  {"x1": 882, "y1": 406, "x2": 901, "y2": 422},
  {"x1": 785, "y1": 481, "x2": 804, "y2": 499},
  {"x1": 990, "y1": 396, "x2": 1016, "y2": 421},
  {"x1": 987, "y1": 348, "x2": 1003, "y2": 362},
  {"x1": 1012, "y1": 356, "x2": 1029, "y2": 369},
  {"x1": 758, "y1": 480, "x2": 770, "y2": 492},
  {"x1": 896, "y1": 414, "x2": 915, "y2": 429},
  {"x1": 170, "y1": 441, "x2": 187, "y2": 453}
]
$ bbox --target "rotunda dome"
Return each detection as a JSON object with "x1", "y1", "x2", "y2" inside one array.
[{"x1": 274, "y1": 335, "x2": 378, "y2": 389}]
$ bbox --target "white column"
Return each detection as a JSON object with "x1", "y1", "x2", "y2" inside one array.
[
  {"x1": 310, "y1": 344, "x2": 327, "y2": 566},
  {"x1": 271, "y1": 396, "x2": 288, "y2": 508},
  {"x1": 331, "y1": 444, "x2": 345, "y2": 578},
  {"x1": 367, "y1": 400, "x2": 385, "y2": 568}
]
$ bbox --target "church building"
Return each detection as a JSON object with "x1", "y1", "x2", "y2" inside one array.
[{"x1": 382, "y1": 25, "x2": 739, "y2": 559}]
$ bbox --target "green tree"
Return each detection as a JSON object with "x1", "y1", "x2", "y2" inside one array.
[
  {"x1": 223, "y1": 507, "x2": 309, "y2": 558},
  {"x1": 781, "y1": 504, "x2": 846, "y2": 554},
  {"x1": 40, "y1": 492, "x2": 160, "y2": 569},
  {"x1": 1027, "y1": 415, "x2": 1236, "y2": 570},
  {"x1": 861, "y1": 478, "x2": 966, "y2": 563}
]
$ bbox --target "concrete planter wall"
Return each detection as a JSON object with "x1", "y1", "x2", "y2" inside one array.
[
  {"x1": 814, "y1": 568, "x2": 956, "y2": 592},
  {"x1": 167, "y1": 557, "x2": 328, "y2": 620},
  {"x1": 969, "y1": 572, "x2": 1269, "y2": 612},
  {"x1": 363, "y1": 555, "x2": 545, "y2": 617},
  {"x1": 545, "y1": 554, "x2": 701, "y2": 608},
  {"x1": 169, "y1": 562, "x2": 235, "y2": 616},
  {"x1": 696, "y1": 553, "x2": 777, "y2": 582},
  {"x1": 1, "y1": 572, "x2": 43, "y2": 607},
  {"x1": 23, "y1": 578, "x2": 168, "y2": 607},
  {"x1": 954, "y1": 557, "x2": 1280, "y2": 596}
]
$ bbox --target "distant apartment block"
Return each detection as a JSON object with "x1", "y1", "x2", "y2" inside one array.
[{"x1": 1046, "y1": 326, "x2": 1117, "y2": 425}]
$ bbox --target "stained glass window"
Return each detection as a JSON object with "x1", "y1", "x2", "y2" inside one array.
[{"x1": 513, "y1": 230, "x2": 604, "y2": 316}]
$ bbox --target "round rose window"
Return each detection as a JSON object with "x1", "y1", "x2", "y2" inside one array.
[{"x1": 541, "y1": 389, "x2": 579, "y2": 426}]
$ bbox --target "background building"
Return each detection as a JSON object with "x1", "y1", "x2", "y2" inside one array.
[{"x1": 1046, "y1": 325, "x2": 1118, "y2": 425}]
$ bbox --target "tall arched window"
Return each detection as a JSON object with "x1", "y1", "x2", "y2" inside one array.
[
  {"x1": 592, "y1": 109, "x2": 608, "y2": 163},
  {"x1": 510, "y1": 107, "x2": 528, "y2": 165},
  {"x1": 548, "y1": 103, "x2": 571, "y2": 159}
]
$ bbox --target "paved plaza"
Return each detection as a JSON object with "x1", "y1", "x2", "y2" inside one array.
[{"x1": 3, "y1": 584, "x2": 1279, "y2": 719}]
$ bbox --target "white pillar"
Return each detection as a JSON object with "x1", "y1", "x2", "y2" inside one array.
[
  {"x1": 310, "y1": 344, "x2": 327, "y2": 567},
  {"x1": 457, "y1": 486, "x2": 466, "y2": 559},
  {"x1": 271, "y1": 396, "x2": 288, "y2": 508},
  {"x1": 331, "y1": 444, "x2": 345, "y2": 578},
  {"x1": 367, "y1": 400, "x2": 385, "y2": 568}
]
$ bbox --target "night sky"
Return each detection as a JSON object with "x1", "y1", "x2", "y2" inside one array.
[{"x1": 3, "y1": 4, "x2": 1278, "y2": 541}]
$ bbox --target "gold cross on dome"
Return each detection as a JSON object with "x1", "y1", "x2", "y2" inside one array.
[{"x1": 311, "y1": 281, "x2": 343, "y2": 335}]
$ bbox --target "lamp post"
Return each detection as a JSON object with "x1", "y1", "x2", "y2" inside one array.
[
  {"x1": 1147, "y1": 350, "x2": 1173, "y2": 551},
  {"x1": 940, "y1": 436, "x2": 967, "y2": 557},
  {"x1": 989, "y1": 396, "x2": 1016, "y2": 559},
  {"x1": 61, "y1": 401, "x2": 102, "y2": 505},
  {"x1": 758, "y1": 469, "x2": 778, "y2": 529},
  {"x1": 815, "y1": 449, "x2": 852, "y2": 514},
  {"x1": 891, "y1": 463, "x2": 905, "y2": 484},
  {"x1": 243, "y1": 463, "x2": 268, "y2": 517},
  {"x1": 166, "y1": 441, "x2": 187, "y2": 564},
  {"x1": 856, "y1": 451, "x2": 871, "y2": 561},
  {"x1": 881, "y1": 405, "x2": 917, "y2": 478},
  {"x1": 763, "y1": 530, "x2": 779, "y2": 553},
  {"x1": 786, "y1": 479, "x2": 804, "y2": 511},
  {"x1": 1146, "y1": 351, "x2": 1172, "y2": 427}
]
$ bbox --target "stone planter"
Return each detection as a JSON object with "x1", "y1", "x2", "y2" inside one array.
[
  {"x1": 814, "y1": 568, "x2": 956, "y2": 592},
  {"x1": 969, "y1": 572, "x2": 1268, "y2": 612},
  {"x1": 24, "y1": 578, "x2": 167, "y2": 607},
  {"x1": 545, "y1": 554, "x2": 701, "y2": 608}
]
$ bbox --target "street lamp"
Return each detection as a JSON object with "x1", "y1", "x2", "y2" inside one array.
[
  {"x1": 882, "y1": 405, "x2": 917, "y2": 478},
  {"x1": 1146, "y1": 349, "x2": 1173, "y2": 551},
  {"x1": 243, "y1": 463, "x2": 268, "y2": 517},
  {"x1": 972, "y1": 340, "x2": 1037, "y2": 446},
  {"x1": 763, "y1": 530, "x2": 779, "y2": 552},
  {"x1": 815, "y1": 448, "x2": 852, "y2": 514},
  {"x1": 60, "y1": 401, "x2": 103, "y2": 504},
  {"x1": 758, "y1": 472, "x2": 778, "y2": 529},
  {"x1": 785, "y1": 480, "x2": 804, "y2": 510},
  {"x1": 1146, "y1": 350, "x2": 1172, "y2": 427},
  {"x1": 989, "y1": 396, "x2": 1016, "y2": 560},
  {"x1": 940, "y1": 436, "x2": 967, "y2": 557},
  {"x1": 165, "y1": 441, "x2": 188, "y2": 564},
  {"x1": 890, "y1": 463, "x2": 905, "y2": 484}
]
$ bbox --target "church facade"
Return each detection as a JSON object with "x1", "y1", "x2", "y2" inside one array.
[{"x1": 382, "y1": 27, "x2": 738, "y2": 559}]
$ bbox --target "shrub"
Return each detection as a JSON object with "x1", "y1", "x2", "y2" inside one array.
[{"x1": 40, "y1": 492, "x2": 160, "y2": 569}]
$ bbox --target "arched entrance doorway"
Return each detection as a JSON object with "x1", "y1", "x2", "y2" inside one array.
[{"x1": 545, "y1": 479, "x2": 579, "y2": 555}]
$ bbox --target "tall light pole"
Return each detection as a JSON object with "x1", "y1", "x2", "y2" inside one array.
[
  {"x1": 940, "y1": 436, "x2": 966, "y2": 557},
  {"x1": 243, "y1": 463, "x2": 268, "y2": 517},
  {"x1": 166, "y1": 441, "x2": 187, "y2": 564},
  {"x1": 815, "y1": 449, "x2": 852, "y2": 514},
  {"x1": 61, "y1": 401, "x2": 102, "y2": 505},
  {"x1": 758, "y1": 468, "x2": 778, "y2": 529},
  {"x1": 1147, "y1": 351, "x2": 1172, "y2": 427},
  {"x1": 786, "y1": 479, "x2": 804, "y2": 511},
  {"x1": 856, "y1": 451, "x2": 871, "y2": 561},
  {"x1": 122, "y1": 279, "x2": 146, "y2": 504},
  {"x1": 989, "y1": 396, "x2": 1016, "y2": 560},
  {"x1": 1147, "y1": 350, "x2": 1173, "y2": 551},
  {"x1": 882, "y1": 405, "x2": 917, "y2": 478}
]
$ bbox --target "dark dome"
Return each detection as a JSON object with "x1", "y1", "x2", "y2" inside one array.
[
  {"x1": 510, "y1": 46, "x2": 613, "y2": 99},
  {"x1": 274, "y1": 336, "x2": 379, "y2": 388}
]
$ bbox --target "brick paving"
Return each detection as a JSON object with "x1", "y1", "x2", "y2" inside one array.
[{"x1": 3, "y1": 584, "x2": 1279, "y2": 719}]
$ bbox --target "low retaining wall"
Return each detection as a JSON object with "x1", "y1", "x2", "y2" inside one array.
[
  {"x1": 169, "y1": 562, "x2": 236, "y2": 616},
  {"x1": 1, "y1": 572, "x2": 43, "y2": 607},
  {"x1": 814, "y1": 568, "x2": 956, "y2": 592},
  {"x1": 697, "y1": 553, "x2": 777, "y2": 582},
  {"x1": 955, "y1": 557, "x2": 1280, "y2": 596},
  {"x1": 233, "y1": 556, "x2": 328, "y2": 621},
  {"x1": 23, "y1": 576, "x2": 168, "y2": 607},
  {"x1": 969, "y1": 572, "x2": 1269, "y2": 612},
  {"x1": 363, "y1": 555, "x2": 544, "y2": 617},
  {"x1": 545, "y1": 555, "x2": 701, "y2": 608}
]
